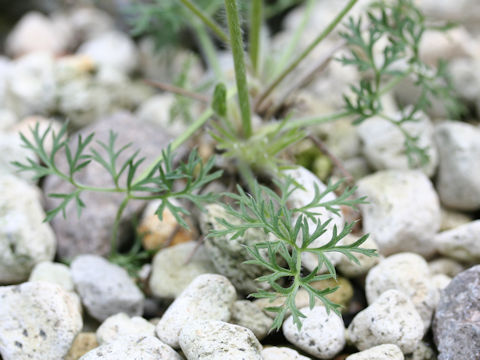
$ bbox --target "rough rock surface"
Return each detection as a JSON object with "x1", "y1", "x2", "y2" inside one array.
[
  {"x1": 434, "y1": 220, "x2": 480, "y2": 263},
  {"x1": 348, "y1": 290, "x2": 424, "y2": 354},
  {"x1": 435, "y1": 122, "x2": 480, "y2": 211},
  {"x1": 149, "y1": 241, "x2": 216, "y2": 299},
  {"x1": 433, "y1": 265, "x2": 480, "y2": 360},
  {"x1": 80, "y1": 335, "x2": 182, "y2": 360},
  {"x1": 155, "y1": 274, "x2": 236, "y2": 348},
  {"x1": 283, "y1": 306, "x2": 346, "y2": 359},
  {"x1": 365, "y1": 253, "x2": 438, "y2": 330},
  {"x1": 0, "y1": 282, "x2": 82, "y2": 360},
  {"x1": 71, "y1": 255, "x2": 144, "y2": 321},
  {"x1": 346, "y1": 344, "x2": 404, "y2": 360},
  {"x1": 0, "y1": 174, "x2": 55, "y2": 284},
  {"x1": 179, "y1": 320, "x2": 263, "y2": 360},
  {"x1": 43, "y1": 112, "x2": 176, "y2": 259},
  {"x1": 357, "y1": 170, "x2": 440, "y2": 257},
  {"x1": 96, "y1": 313, "x2": 155, "y2": 345},
  {"x1": 230, "y1": 300, "x2": 273, "y2": 340}
]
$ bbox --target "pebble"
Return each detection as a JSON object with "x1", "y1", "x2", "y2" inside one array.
[
  {"x1": 262, "y1": 346, "x2": 311, "y2": 360},
  {"x1": 69, "y1": 6, "x2": 115, "y2": 43},
  {"x1": 346, "y1": 344, "x2": 404, "y2": 360},
  {"x1": 71, "y1": 255, "x2": 144, "y2": 322},
  {"x1": 435, "y1": 122, "x2": 480, "y2": 211},
  {"x1": 230, "y1": 300, "x2": 274, "y2": 340},
  {"x1": 431, "y1": 274, "x2": 452, "y2": 291},
  {"x1": 179, "y1": 320, "x2": 263, "y2": 360},
  {"x1": 439, "y1": 207, "x2": 472, "y2": 231},
  {"x1": 0, "y1": 282, "x2": 82, "y2": 360},
  {"x1": 77, "y1": 31, "x2": 138, "y2": 74},
  {"x1": 434, "y1": 220, "x2": 480, "y2": 263},
  {"x1": 365, "y1": 253, "x2": 438, "y2": 330},
  {"x1": 0, "y1": 130, "x2": 38, "y2": 182},
  {"x1": 79, "y1": 335, "x2": 182, "y2": 360},
  {"x1": 428, "y1": 258, "x2": 464, "y2": 278},
  {"x1": 348, "y1": 289, "x2": 424, "y2": 354},
  {"x1": 155, "y1": 274, "x2": 236, "y2": 348},
  {"x1": 357, "y1": 170, "x2": 440, "y2": 257},
  {"x1": 433, "y1": 265, "x2": 480, "y2": 360},
  {"x1": 28, "y1": 261, "x2": 74, "y2": 292},
  {"x1": 405, "y1": 341, "x2": 436, "y2": 360},
  {"x1": 9, "y1": 116, "x2": 63, "y2": 155},
  {"x1": 0, "y1": 174, "x2": 55, "y2": 284},
  {"x1": 283, "y1": 306, "x2": 346, "y2": 359},
  {"x1": 65, "y1": 333, "x2": 99, "y2": 360},
  {"x1": 96, "y1": 313, "x2": 155, "y2": 345},
  {"x1": 337, "y1": 234, "x2": 380, "y2": 277}
]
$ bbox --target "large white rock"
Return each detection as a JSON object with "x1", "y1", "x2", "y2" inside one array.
[
  {"x1": 435, "y1": 122, "x2": 480, "y2": 211},
  {"x1": 29, "y1": 261, "x2": 74, "y2": 292},
  {"x1": 155, "y1": 274, "x2": 236, "y2": 348},
  {"x1": 434, "y1": 220, "x2": 480, "y2": 263},
  {"x1": 365, "y1": 253, "x2": 438, "y2": 330},
  {"x1": 0, "y1": 282, "x2": 82, "y2": 360},
  {"x1": 262, "y1": 346, "x2": 311, "y2": 360},
  {"x1": 71, "y1": 255, "x2": 144, "y2": 321},
  {"x1": 80, "y1": 335, "x2": 182, "y2": 360},
  {"x1": 77, "y1": 31, "x2": 138, "y2": 74},
  {"x1": 179, "y1": 320, "x2": 263, "y2": 360},
  {"x1": 348, "y1": 290, "x2": 424, "y2": 354},
  {"x1": 0, "y1": 174, "x2": 55, "y2": 284},
  {"x1": 149, "y1": 241, "x2": 216, "y2": 299},
  {"x1": 357, "y1": 170, "x2": 440, "y2": 257},
  {"x1": 346, "y1": 344, "x2": 404, "y2": 360},
  {"x1": 283, "y1": 167, "x2": 345, "y2": 271},
  {"x1": 96, "y1": 313, "x2": 155, "y2": 345},
  {"x1": 283, "y1": 306, "x2": 346, "y2": 359}
]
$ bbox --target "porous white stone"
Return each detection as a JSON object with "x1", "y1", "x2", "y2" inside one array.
[
  {"x1": 230, "y1": 300, "x2": 273, "y2": 340},
  {"x1": 0, "y1": 282, "x2": 82, "y2": 360},
  {"x1": 434, "y1": 220, "x2": 480, "y2": 263},
  {"x1": 79, "y1": 335, "x2": 182, "y2": 360},
  {"x1": 262, "y1": 346, "x2": 311, "y2": 360},
  {"x1": 365, "y1": 253, "x2": 438, "y2": 330},
  {"x1": 71, "y1": 255, "x2": 144, "y2": 321},
  {"x1": 428, "y1": 258, "x2": 464, "y2": 278},
  {"x1": 435, "y1": 122, "x2": 480, "y2": 211},
  {"x1": 283, "y1": 306, "x2": 346, "y2": 359},
  {"x1": 96, "y1": 313, "x2": 155, "y2": 345},
  {"x1": 155, "y1": 274, "x2": 236, "y2": 348},
  {"x1": 346, "y1": 344, "x2": 404, "y2": 360},
  {"x1": 179, "y1": 320, "x2": 263, "y2": 360},
  {"x1": 348, "y1": 290, "x2": 424, "y2": 354},
  {"x1": 439, "y1": 207, "x2": 473, "y2": 231},
  {"x1": 0, "y1": 174, "x2": 55, "y2": 284},
  {"x1": 29, "y1": 261, "x2": 74, "y2": 292},
  {"x1": 149, "y1": 241, "x2": 216, "y2": 299},
  {"x1": 357, "y1": 170, "x2": 440, "y2": 257},
  {"x1": 432, "y1": 274, "x2": 451, "y2": 291},
  {"x1": 337, "y1": 234, "x2": 380, "y2": 277}
]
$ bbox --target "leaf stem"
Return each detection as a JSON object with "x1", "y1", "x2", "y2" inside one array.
[
  {"x1": 224, "y1": 0, "x2": 253, "y2": 138},
  {"x1": 256, "y1": 0, "x2": 358, "y2": 110},
  {"x1": 249, "y1": 0, "x2": 263, "y2": 75}
]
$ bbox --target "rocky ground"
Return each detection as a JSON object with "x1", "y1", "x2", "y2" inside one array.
[{"x1": 1, "y1": 0, "x2": 480, "y2": 359}]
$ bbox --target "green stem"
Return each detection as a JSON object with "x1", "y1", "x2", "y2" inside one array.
[
  {"x1": 224, "y1": 0, "x2": 253, "y2": 138},
  {"x1": 179, "y1": 0, "x2": 229, "y2": 43},
  {"x1": 193, "y1": 21, "x2": 223, "y2": 79},
  {"x1": 378, "y1": 72, "x2": 409, "y2": 97},
  {"x1": 109, "y1": 195, "x2": 131, "y2": 258},
  {"x1": 249, "y1": 0, "x2": 263, "y2": 75},
  {"x1": 257, "y1": 0, "x2": 358, "y2": 108}
]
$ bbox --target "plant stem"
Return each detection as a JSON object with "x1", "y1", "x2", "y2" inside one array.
[
  {"x1": 109, "y1": 195, "x2": 131, "y2": 258},
  {"x1": 179, "y1": 0, "x2": 229, "y2": 44},
  {"x1": 249, "y1": 0, "x2": 263, "y2": 75},
  {"x1": 224, "y1": 0, "x2": 253, "y2": 138},
  {"x1": 256, "y1": 0, "x2": 358, "y2": 110}
]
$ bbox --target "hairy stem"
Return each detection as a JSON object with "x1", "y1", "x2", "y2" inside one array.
[
  {"x1": 225, "y1": 0, "x2": 253, "y2": 138},
  {"x1": 256, "y1": 0, "x2": 358, "y2": 110},
  {"x1": 249, "y1": 0, "x2": 263, "y2": 75}
]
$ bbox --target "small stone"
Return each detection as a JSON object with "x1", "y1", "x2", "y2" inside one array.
[
  {"x1": 29, "y1": 261, "x2": 74, "y2": 292},
  {"x1": 69, "y1": 6, "x2": 115, "y2": 42},
  {"x1": 138, "y1": 200, "x2": 195, "y2": 251},
  {"x1": 283, "y1": 306, "x2": 346, "y2": 359},
  {"x1": 357, "y1": 170, "x2": 440, "y2": 257},
  {"x1": 439, "y1": 207, "x2": 472, "y2": 231},
  {"x1": 149, "y1": 241, "x2": 216, "y2": 299},
  {"x1": 96, "y1": 313, "x2": 155, "y2": 345},
  {"x1": 405, "y1": 341, "x2": 436, "y2": 360},
  {"x1": 346, "y1": 344, "x2": 404, "y2": 360},
  {"x1": 179, "y1": 320, "x2": 263, "y2": 360},
  {"x1": 262, "y1": 346, "x2": 311, "y2": 360},
  {"x1": 79, "y1": 335, "x2": 182, "y2": 360},
  {"x1": 65, "y1": 333, "x2": 99, "y2": 360},
  {"x1": 337, "y1": 234, "x2": 380, "y2": 277},
  {"x1": 0, "y1": 174, "x2": 55, "y2": 284},
  {"x1": 0, "y1": 282, "x2": 82, "y2": 360},
  {"x1": 434, "y1": 220, "x2": 480, "y2": 263},
  {"x1": 365, "y1": 253, "x2": 438, "y2": 330},
  {"x1": 432, "y1": 274, "x2": 452, "y2": 291},
  {"x1": 428, "y1": 258, "x2": 464, "y2": 278},
  {"x1": 348, "y1": 290, "x2": 424, "y2": 354},
  {"x1": 0, "y1": 130, "x2": 38, "y2": 182},
  {"x1": 9, "y1": 116, "x2": 63, "y2": 155},
  {"x1": 433, "y1": 265, "x2": 480, "y2": 360},
  {"x1": 435, "y1": 122, "x2": 480, "y2": 211},
  {"x1": 230, "y1": 300, "x2": 274, "y2": 340},
  {"x1": 77, "y1": 31, "x2": 138, "y2": 74},
  {"x1": 0, "y1": 109, "x2": 17, "y2": 131},
  {"x1": 155, "y1": 274, "x2": 236, "y2": 348},
  {"x1": 71, "y1": 255, "x2": 144, "y2": 322},
  {"x1": 311, "y1": 277, "x2": 354, "y2": 309}
]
